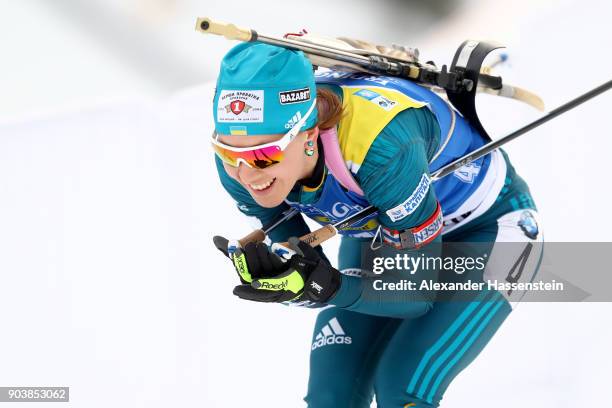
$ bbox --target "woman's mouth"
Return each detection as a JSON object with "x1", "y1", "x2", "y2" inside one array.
[{"x1": 248, "y1": 178, "x2": 276, "y2": 193}]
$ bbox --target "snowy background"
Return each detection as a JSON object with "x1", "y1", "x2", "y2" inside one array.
[{"x1": 1, "y1": 0, "x2": 611, "y2": 407}]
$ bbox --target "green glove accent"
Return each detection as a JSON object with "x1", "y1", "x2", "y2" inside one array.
[
  {"x1": 214, "y1": 235, "x2": 287, "y2": 284},
  {"x1": 232, "y1": 251, "x2": 253, "y2": 283},
  {"x1": 252, "y1": 270, "x2": 305, "y2": 295}
]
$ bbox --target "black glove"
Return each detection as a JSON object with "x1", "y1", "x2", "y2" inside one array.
[
  {"x1": 232, "y1": 237, "x2": 342, "y2": 304},
  {"x1": 213, "y1": 235, "x2": 285, "y2": 284}
]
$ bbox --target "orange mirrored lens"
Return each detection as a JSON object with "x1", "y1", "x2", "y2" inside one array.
[{"x1": 212, "y1": 143, "x2": 284, "y2": 169}]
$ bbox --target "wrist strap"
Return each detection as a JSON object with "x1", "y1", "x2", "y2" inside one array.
[{"x1": 381, "y1": 203, "x2": 443, "y2": 249}]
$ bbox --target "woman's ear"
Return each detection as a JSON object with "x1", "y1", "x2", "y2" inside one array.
[{"x1": 305, "y1": 126, "x2": 320, "y2": 143}]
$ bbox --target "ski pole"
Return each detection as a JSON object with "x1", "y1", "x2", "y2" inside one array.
[
  {"x1": 270, "y1": 205, "x2": 378, "y2": 259},
  {"x1": 235, "y1": 208, "x2": 299, "y2": 248},
  {"x1": 220, "y1": 202, "x2": 377, "y2": 260}
]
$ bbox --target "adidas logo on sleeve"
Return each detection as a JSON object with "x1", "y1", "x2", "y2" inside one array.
[{"x1": 311, "y1": 317, "x2": 352, "y2": 350}]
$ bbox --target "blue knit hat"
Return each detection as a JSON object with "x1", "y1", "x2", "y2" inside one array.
[{"x1": 213, "y1": 42, "x2": 317, "y2": 136}]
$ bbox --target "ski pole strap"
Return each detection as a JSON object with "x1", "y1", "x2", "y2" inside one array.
[{"x1": 381, "y1": 203, "x2": 443, "y2": 249}]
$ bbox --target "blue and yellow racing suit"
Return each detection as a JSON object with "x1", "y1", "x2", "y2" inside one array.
[{"x1": 215, "y1": 72, "x2": 542, "y2": 407}]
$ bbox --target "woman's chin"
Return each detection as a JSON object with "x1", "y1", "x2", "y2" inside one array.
[{"x1": 253, "y1": 194, "x2": 285, "y2": 208}]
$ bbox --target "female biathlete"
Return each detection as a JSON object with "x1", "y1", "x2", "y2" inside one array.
[{"x1": 211, "y1": 42, "x2": 543, "y2": 407}]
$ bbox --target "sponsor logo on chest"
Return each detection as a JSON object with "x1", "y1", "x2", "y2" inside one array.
[
  {"x1": 288, "y1": 201, "x2": 364, "y2": 223},
  {"x1": 354, "y1": 88, "x2": 398, "y2": 111}
]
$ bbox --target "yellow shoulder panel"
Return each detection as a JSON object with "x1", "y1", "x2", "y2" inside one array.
[{"x1": 337, "y1": 85, "x2": 426, "y2": 173}]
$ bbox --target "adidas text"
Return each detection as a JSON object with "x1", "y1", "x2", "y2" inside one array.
[{"x1": 311, "y1": 335, "x2": 352, "y2": 350}]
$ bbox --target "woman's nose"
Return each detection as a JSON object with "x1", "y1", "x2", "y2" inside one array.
[{"x1": 237, "y1": 162, "x2": 257, "y2": 180}]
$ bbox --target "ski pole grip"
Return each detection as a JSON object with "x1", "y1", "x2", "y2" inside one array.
[
  {"x1": 195, "y1": 17, "x2": 255, "y2": 42},
  {"x1": 238, "y1": 229, "x2": 266, "y2": 247},
  {"x1": 279, "y1": 224, "x2": 338, "y2": 249}
]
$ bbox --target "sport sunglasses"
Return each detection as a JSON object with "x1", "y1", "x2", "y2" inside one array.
[{"x1": 212, "y1": 99, "x2": 316, "y2": 169}]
